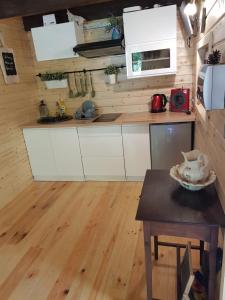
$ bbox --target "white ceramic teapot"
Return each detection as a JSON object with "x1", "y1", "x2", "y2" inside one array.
[{"x1": 178, "y1": 150, "x2": 209, "y2": 183}]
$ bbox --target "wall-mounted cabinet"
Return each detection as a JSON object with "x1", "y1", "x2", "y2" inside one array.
[
  {"x1": 123, "y1": 5, "x2": 177, "y2": 78},
  {"x1": 31, "y1": 22, "x2": 84, "y2": 61},
  {"x1": 125, "y1": 39, "x2": 177, "y2": 78}
]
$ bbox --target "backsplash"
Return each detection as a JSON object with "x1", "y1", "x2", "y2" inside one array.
[{"x1": 29, "y1": 16, "x2": 194, "y2": 116}]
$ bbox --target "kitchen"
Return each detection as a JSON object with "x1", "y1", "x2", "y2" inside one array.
[{"x1": 0, "y1": 0, "x2": 225, "y2": 299}]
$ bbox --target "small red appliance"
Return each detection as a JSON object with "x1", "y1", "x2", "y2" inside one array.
[
  {"x1": 169, "y1": 88, "x2": 190, "y2": 112},
  {"x1": 150, "y1": 94, "x2": 167, "y2": 113}
]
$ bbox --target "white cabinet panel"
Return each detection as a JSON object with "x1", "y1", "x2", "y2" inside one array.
[
  {"x1": 123, "y1": 5, "x2": 176, "y2": 46},
  {"x1": 78, "y1": 125, "x2": 125, "y2": 180},
  {"x1": 50, "y1": 128, "x2": 84, "y2": 180},
  {"x1": 123, "y1": 5, "x2": 177, "y2": 78},
  {"x1": 82, "y1": 157, "x2": 125, "y2": 180},
  {"x1": 31, "y1": 22, "x2": 84, "y2": 61},
  {"x1": 79, "y1": 136, "x2": 123, "y2": 157},
  {"x1": 125, "y1": 39, "x2": 177, "y2": 79},
  {"x1": 23, "y1": 129, "x2": 56, "y2": 178},
  {"x1": 23, "y1": 128, "x2": 84, "y2": 181},
  {"x1": 78, "y1": 125, "x2": 121, "y2": 136},
  {"x1": 122, "y1": 125, "x2": 151, "y2": 180}
]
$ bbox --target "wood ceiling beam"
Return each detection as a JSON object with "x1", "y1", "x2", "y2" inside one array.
[
  {"x1": 0, "y1": 0, "x2": 182, "y2": 20},
  {"x1": 0, "y1": 0, "x2": 112, "y2": 19}
]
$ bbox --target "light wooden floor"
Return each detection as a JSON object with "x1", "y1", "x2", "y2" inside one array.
[{"x1": 0, "y1": 181, "x2": 200, "y2": 300}]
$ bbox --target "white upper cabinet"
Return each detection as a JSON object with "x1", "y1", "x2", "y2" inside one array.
[
  {"x1": 31, "y1": 22, "x2": 84, "y2": 61},
  {"x1": 123, "y1": 5, "x2": 177, "y2": 78},
  {"x1": 123, "y1": 5, "x2": 177, "y2": 45}
]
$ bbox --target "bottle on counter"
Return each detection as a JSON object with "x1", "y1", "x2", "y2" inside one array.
[{"x1": 39, "y1": 100, "x2": 49, "y2": 118}]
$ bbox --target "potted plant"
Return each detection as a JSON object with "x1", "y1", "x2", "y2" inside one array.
[
  {"x1": 106, "y1": 16, "x2": 123, "y2": 40},
  {"x1": 104, "y1": 65, "x2": 120, "y2": 85},
  {"x1": 40, "y1": 72, "x2": 68, "y2": 89}
]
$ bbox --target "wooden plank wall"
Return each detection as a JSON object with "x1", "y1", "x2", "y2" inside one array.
[
  {"x1": 195, "y1": 0, "x2": 225, "y2": 210},
  {"x1": 30, "y1": 15, "x2": 194, "y2": 115},
  {"x1": 0, "y1": 17, "x2": 38, "y2": 209},
  {"x1": 194, "y1": 1, "x2": 225, "y2": 299}
]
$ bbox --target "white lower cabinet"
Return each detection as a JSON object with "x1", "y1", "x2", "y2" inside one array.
[
  {"x1": 78, "y1": 126, "x2": 125, "y2": 180},
  {"x1": 50, "y1": 128, "x2": 84, "y2": 180},
  {"x1": 23, "y1": 128, "x2": 56, "y2": 179},
  {"x1": 122, "y1": 124, "x2": 151, "y2": 180},
  {"x1": 23, "y1": 128, "x2": 84, "y2": 181},
  {"x1": 23, "y1": 124, "x2": 151, "y2": 182},
  {"x1": 82, "y1": 157, "x2": 125, "y2": 180}
]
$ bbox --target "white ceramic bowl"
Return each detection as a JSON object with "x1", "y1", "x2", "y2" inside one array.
[{"x1": 170, "y1": 165, "x2": 216, "y2": 191}]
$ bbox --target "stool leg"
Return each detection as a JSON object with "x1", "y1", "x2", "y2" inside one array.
[
  {"x1": 200, "y1": 240, "x2": 204, "y2": 266},
  {"x1": 154, "y1": 236, "x2": 159, "y2": 260}
]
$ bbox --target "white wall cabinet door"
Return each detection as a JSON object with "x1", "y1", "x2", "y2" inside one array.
[
  {"x1": 23, "y1": 128, "x2": 56, "y2": 179},
  {"x1": 122, "y1": 124, "x2": 151, "y2": 181},
  {"x1": 125, "y1": 39, "x2": 177, "y2": 79},
  {"x1": 78, "y1": 125, "x2": 125, "y2": 180},
  {"x1": 23, "y1": 128, "x2": 84, "y2": 181},
  {"x1": 123, "y1": 5, "x2": 177, "y2": 46},
  {"x1": 50, "y1": 128, "x2": 84, "y2": 180},
  {"x1": 123, "y1": 5, "x2": 177, "y2": 78},
  {"x1": 31, "y1": 22, "x2": 84, "y2": 61}
]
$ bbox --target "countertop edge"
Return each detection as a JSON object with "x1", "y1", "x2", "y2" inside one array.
[{"x1": 22, "y1": 112, "x2": 196, "y2": 129}]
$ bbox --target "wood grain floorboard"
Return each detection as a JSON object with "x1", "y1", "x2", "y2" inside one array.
[{"x1": 0, "y1": 181, "x2": 200, "y2": 300}]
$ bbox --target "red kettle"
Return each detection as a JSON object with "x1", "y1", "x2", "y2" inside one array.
[{"x1": 150, "y1": 94, "x2": 167, "y2": 113}]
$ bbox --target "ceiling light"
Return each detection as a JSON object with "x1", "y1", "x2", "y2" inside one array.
[{"x1": 184, "y1": 0, "x2": 197, "y2": 16}]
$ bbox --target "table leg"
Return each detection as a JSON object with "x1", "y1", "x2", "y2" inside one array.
[
  {"x1": 143, "y1": 221, "x2": 152, "y2": 300},
  {"x1": 154, "y1": 236, "x2": 158, "y2": 260},
  {"x1": 208, "y1": 227, "x2": 218, "y2": 300}
]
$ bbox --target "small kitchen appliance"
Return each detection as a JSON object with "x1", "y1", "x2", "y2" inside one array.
[
  {"x1": 169, "y1": 88, "x2": 190, "y2": 112},
  {"x1": 150, "y1": 94, "x2": 167, "y2": 113}
]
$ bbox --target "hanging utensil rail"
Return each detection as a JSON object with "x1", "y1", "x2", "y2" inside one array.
[{"x1": 36, "y1": 65, "x2": 126, "y2": 77}]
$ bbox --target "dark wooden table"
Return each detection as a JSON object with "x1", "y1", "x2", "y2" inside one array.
[{"x1": 136, "y1": 170, "x2": 225, "y2": 300}]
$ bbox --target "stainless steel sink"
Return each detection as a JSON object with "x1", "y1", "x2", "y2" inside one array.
[{"x1": 93, "y1": 113, "x2": 121, "y2": 122}]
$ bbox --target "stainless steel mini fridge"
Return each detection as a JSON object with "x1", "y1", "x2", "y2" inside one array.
[{"x1": 150, "y1": 122, "x2": 193, "y2": 169}]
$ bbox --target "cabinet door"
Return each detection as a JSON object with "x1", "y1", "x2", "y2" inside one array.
[
  {"x1": 82, "y1": 157, "x2": 125, "y2": 180},
  {"x1": 123, "y1": 5, "x2": 176, "y2": 46},
  {"x1": 78, "y1": 125, "x2": 125, "y2": 180},
  {"x1": 78, "y1": 125, "x2": 123, "y2": 157},
  {"x1": 126, "y1": 39, "x2": 176, "y2": 78},
  {"x1": 50, "y1": 128, "x2": 84, "y2": 180},
  {"x1": 23, "y1": 128, "x2": 56, "y2": 179},
  {"x1": 122, "y1": 125, "x2": 151, "y2": 180},
  {"x1": 31, "y1": 22, "x2": 83, "y2": 61}
]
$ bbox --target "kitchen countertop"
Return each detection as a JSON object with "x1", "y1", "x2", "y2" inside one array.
[{"x1": 22, "y1": 111, "x2": 195, "y2": 128}]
